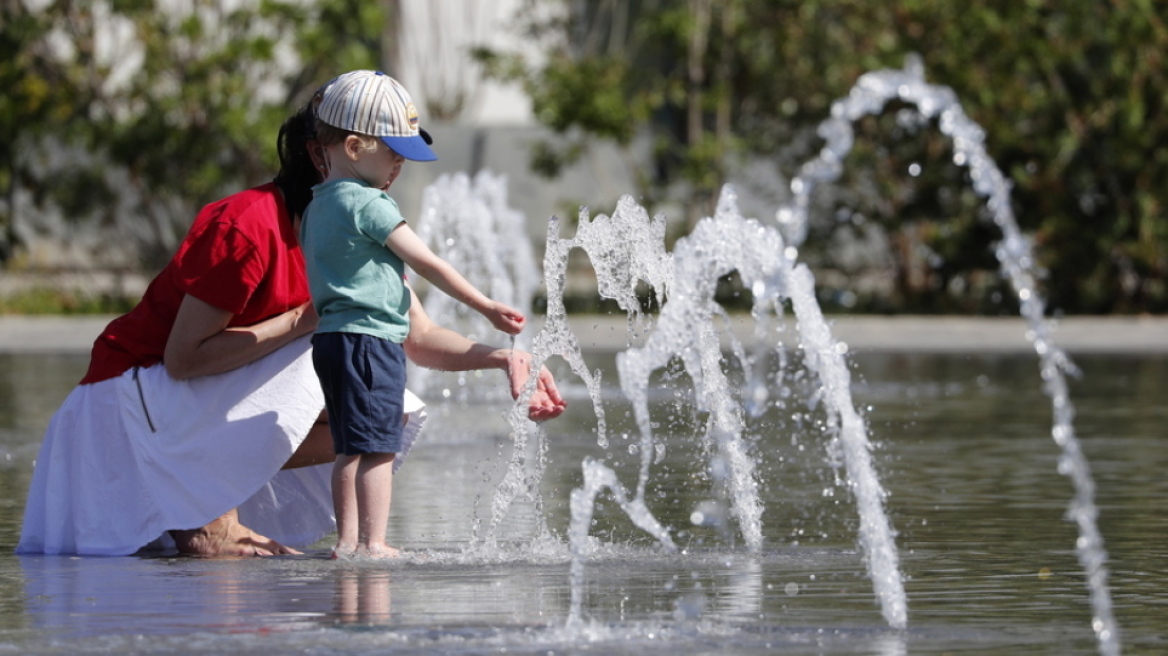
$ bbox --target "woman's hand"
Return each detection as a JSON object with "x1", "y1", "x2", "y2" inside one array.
[
  {"x1": 290, "y1": 301, "x2": 319, "y2": 336},
  {"x1": 504, "y1": 349, "x2": 567, "y2": 421},
  {"x1": 403, "y1": 285, "x2": 564, "y2": 421},
  {"x1": 164, "y1": 296, "x2": 317, "y2": 380}
]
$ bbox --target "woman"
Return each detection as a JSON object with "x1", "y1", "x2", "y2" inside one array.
[{"x1": 16, "y1": 89, "x2": 565, "y2": 557}]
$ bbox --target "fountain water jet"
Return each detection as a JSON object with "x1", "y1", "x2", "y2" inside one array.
[
  {"x1": 535, "y1": 187, "x2": 907, "y2": 628},
  {"x1": 470, "y1": 197, "x2": 671, "y2": 550},
  {"x1": 410, "y1": 171, "x2": 554, "y2": 553},
  {"x1": 463, "y1": 56, "x2": 1117, "y2": 653},
  {"x1": 776, "y1": 54, "x2": 1119, "y2": 655}
]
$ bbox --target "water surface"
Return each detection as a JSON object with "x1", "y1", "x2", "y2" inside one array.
[{"x1": 0, "y1": 350, "x2": 1163, "y2": 655}]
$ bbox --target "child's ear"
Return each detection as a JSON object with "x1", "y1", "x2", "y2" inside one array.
[{"x1": 343, "y1": 135, "x2": 363, "y2": 161}]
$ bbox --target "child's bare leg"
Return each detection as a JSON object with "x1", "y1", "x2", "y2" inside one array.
[
  {"x1": 356, "y1": 452, "x2": 397, "y2": 558},
  {"x1": 332, "y1": 454, "x2": 361, "y2": 558}
]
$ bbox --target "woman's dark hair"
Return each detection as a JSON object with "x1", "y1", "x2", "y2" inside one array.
[{"x1": 273, "y1": 99, "x2": 319, "y2": 222}]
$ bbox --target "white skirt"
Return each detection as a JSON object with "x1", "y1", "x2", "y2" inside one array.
[{"x1": 16, "y1": 334, "x2": 426, "y2": 556}]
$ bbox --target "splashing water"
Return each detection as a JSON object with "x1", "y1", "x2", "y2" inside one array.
[
  {"x1": 776, "y1": 54, "x2": 1119, "y2": 655},
  {"x1": 471, "y1": 198, "x2": 673, "y2": 551},
  {"x1": 411, "y1": 171, "x2": 551, "y2": 554},
  {"x1": 476, "y1": 55, "x2": 1117, "y2": 652},
  {"x1": 543, "y1": 187, "x2": 907, "y2": 628},
  {"x1": 567, "y1": 457, "x2": 678, "y2": 625}
]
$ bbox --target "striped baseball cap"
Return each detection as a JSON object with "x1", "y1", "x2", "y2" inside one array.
[{"x1": 315, "y1": 70, "x2": 437, "y2": 162}]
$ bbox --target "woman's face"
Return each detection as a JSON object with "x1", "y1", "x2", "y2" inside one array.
[{"x1": 307, "y1": 139, "x2": 328, "y2": 183}]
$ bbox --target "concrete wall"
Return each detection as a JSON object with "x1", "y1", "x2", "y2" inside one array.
[{"x1": 391, "y1": 124, "x2": 650, "y2": 248}]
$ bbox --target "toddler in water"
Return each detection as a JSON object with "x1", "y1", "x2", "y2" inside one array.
[{"x1": 301, "y1": 70, "x2": 525, "y2": 558}]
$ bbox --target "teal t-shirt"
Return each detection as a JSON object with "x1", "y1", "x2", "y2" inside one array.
[{"x1": 300, "y1": 178, "x2": 410, "y2": 342}]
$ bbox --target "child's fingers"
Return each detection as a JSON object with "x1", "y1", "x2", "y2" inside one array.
[{"x1": 493, "y1": 318, "x2": 522, "y2": 335}]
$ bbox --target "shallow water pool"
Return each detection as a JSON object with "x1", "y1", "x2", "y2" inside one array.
[{"x1": 0, "y1": 350, "x2": 1164, "y2": 655}]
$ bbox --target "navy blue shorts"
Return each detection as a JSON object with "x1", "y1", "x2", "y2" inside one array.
[{"x1": 311, "y1": 332, "x2": 406, "y2": 456}]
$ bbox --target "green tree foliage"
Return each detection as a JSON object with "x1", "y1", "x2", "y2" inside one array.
[
  {"x1": 0, "y1": 2, "x2": 95, "y2": 260},
  {"x1": 1, "y1": 0, "x2": 389, "y2": 268},
  {"x1": 478, "y1": 0, "x2": 1167, "y2": 314}
]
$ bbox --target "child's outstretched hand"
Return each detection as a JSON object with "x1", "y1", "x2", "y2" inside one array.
[{"x1": 485, "y1": 301, "x2": 526, "y2": 335}]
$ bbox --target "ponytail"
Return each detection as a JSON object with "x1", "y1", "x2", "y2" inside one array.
[{"x1": 273, "y1": 99, "x2": 319, "y2": 223}]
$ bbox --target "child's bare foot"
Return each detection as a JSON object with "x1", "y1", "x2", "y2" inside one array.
[
  {"x1": 331, "y1": 543, "x2": 358, "y2": 560},
  {"x1": 361, "y1": 544, "x2": 401, "y2": 559},
  {"x1": 170, "y1": 510, "x2": 300, "y2": 557}
]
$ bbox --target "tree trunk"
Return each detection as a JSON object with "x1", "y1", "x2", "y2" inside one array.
[{"x1": 381, "y1": 0, "x2": 402, "y2": 78}]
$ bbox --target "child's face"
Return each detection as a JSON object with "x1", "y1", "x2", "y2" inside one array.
[{"x1": 353, "y1": 140, "x2": 406, "y2": 192}]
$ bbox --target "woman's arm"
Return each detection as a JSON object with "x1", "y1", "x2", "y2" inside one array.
[
  {"x1": 403, "y1": 286, "x2": 566, "y2": 420},
  {"x1": 163, "y1": 295, "x2": 318, "y2": 380}
]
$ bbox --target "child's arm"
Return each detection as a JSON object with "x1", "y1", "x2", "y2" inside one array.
[
  {"x1": 386, "y1": 223, "x2": 525, "y2": 335},
  {"x1": 403, "y1": 285, "x2": 566, "y2": 421}
]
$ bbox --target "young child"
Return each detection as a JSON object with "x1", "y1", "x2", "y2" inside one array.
[{"x1": 300, "y1": 70, "x2": 525, "y2": 559}]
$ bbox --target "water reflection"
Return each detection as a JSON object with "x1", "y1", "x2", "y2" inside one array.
[
  {"x1": 0, "y1": 351, "x2": 1164, "y2": 654},
  {"x1": 18, "y1": 555, "x2": 325, "y2": 638},
  {"x1": 334, "y1": 569, "x2": 392, "y2": 624}
]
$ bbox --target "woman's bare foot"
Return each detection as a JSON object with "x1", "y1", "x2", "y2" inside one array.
[{"x1": 170, "y1": 509, "x2": 301, "y2": 557}]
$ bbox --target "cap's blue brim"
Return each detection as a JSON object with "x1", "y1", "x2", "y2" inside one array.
[{"x1": 382, "y1": 135, "x2": 437, "y2": 162}]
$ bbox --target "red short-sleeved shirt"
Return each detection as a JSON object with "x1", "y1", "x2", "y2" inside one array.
[{"x1": 81, "y1": 183, "x2": 309, "y2": 384}]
